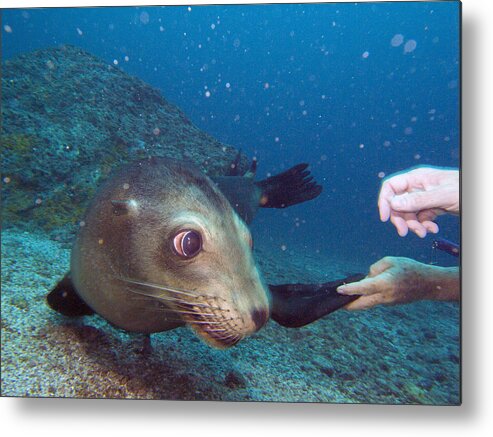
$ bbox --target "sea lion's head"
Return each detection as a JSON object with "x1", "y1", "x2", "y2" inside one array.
[{"x1": 71, "y1": 157, "x2": 270, "y2": 349}]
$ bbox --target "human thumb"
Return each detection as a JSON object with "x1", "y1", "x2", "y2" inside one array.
[{"x1": 390, "y1": 191, "x2": 439, "y2": 213}]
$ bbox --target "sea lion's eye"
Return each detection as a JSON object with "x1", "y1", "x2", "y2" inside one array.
[{"x1": 173, "y1": 230, "x2": 202, "y2": 258}]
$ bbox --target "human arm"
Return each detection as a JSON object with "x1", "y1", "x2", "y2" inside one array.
[{"x1": 337, "y1": 256, "x2": 459, "y2": 310}]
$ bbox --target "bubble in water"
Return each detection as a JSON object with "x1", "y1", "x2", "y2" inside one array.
[
  {"x1": 264, "y1": 82, "x2": 270, "y2": 89},
  {"x1": 3, "y1": 176, "x2": 11, "y2": 184},
  {"x1": 359, "y1": 143, "x2": 365, "y2": 149},
  {"x1": 225, "y1": 82, "x2": 231, "y2": 88},
  {"x1": 113, "y1": 59, "x2": 118, "y2": 65},
  {"x1": 403, "y1": 39, "x2": 417, "y2": 54},
  {"x1": 211, "y1": 23, "x2": 216, "y2": 30},
  {"x1": 378, "y1": 172, "x2": 386, "y2": 179},
  {"x1": 188, "y1": 6, "x2": 192, "y2": 12},
  {"x1": 281, "y1": 244, "x2": 287, "y2": 251},
  {"x1": 205, "y1": 90, "x2": 211, "y2": 98},
  {"x1": 362, "y1": 51, "x2": 370, "y2": 59},
  {"x1": 76, "y1": 28, "x2": 83, "y2": 36},
  {"x1": 390, "y1": 34, "x2": 404, "y2": 47},
  {"x1": 124, "y1": 55, "x2": 129, "y2": 62},
  {"x1": 139, "y1": 11, "x2": 150, "y2": 25},
  {"x1": 3, "y1": 25, "x2": 12, "y2": 33}
]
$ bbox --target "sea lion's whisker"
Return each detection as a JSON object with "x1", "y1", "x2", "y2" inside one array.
[
  {"x1": 117, "y1": 277, "x2": 220, "y2": 301},
  {"x1": 126, "y1": 287, "x2": 222, "y2": 311}
]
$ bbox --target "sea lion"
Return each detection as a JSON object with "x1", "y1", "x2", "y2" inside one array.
[{"x1": 48, "y1": 156, "x2": 360, "y2": 348}]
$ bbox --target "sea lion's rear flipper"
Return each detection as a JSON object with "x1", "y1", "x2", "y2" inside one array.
[
  {"x1": 269, "y1": 274, "x2": 365, "y2": 328},
  {"x1": 47, "y1": 273, "x2": 95, "y2": 317},
  {"x1": 255, "y1": 163, "x2": 322, "y2": 208}
]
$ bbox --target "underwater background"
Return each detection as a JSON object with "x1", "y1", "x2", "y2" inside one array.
[{"x1": 1, "y1": 2, "x2": 460, "y2": 404}]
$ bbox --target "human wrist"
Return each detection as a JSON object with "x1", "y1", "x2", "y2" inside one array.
[{"x1": 423, "y1": 265, "x2": 459, "y2": 301}]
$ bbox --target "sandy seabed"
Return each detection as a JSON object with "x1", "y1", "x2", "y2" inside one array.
[{"x1": 1, "y1": 228, "x2": 460, "y2": 404}]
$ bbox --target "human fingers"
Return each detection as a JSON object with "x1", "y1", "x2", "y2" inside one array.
[
  {"x1": 390, "y1": 214, "x2": 409, "y2": 237},
  {"x1": 421, "y1": 221, "x2": 439, "y2": 234},
  {"x1": 390, "y1": 189, "x2": 443, "y2": 214},
  {"x1": 343, "y1": 294, "x2": 384, "y2": 311},
  {"x1": 378, "y1": 175, "x2": 410, "y2": 221},
  {"x1": 405, "y1": 219, "x2": 428, "y2": 238},
  {"x1": 368, "y1": 256, "x2": 394, "y2": 277},
  {"x1": 337, "y1": 276, "x2": 382, "y2": 296}
]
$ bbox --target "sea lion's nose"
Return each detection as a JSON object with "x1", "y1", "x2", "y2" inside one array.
[{"x1": 251, "y1": 308, "x2": 269, "y2": 331}]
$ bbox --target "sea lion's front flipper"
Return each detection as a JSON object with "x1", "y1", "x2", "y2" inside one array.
[
  {"x1": 47, "y1": 273, "x2": 95, "y2": 317},
  {"x1": 255, "y1": 163, "x2": 322, "y2": 208},
  {"x1": 269, "y1": 274, "x2": 365, "y2": 328}
]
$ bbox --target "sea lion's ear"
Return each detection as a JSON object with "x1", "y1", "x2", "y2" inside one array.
[
  {"x1": 47, "y1": 273, "x2": 95, "y2": 317},
  {"x1": 111, "y1": 199, "x2": 139, "y2": 216}
]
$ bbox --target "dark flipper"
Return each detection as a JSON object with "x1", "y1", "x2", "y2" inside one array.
[
  {"x1": 47, "y1": 273, "x2": 95, "y2": 317},
  {"x1": 255, "y1": 163, "x2": 322, "y2": 208},
  {"x1": 225, "y1": 149, "x2": 243, "y2": 176},
  {"x1": 269, "y1": 274, "x2": 365, "y2": 328}
]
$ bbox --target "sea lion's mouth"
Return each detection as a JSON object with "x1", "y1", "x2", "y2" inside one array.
[{"x1": 177, "y1": 298, "x2": 245, "y2": 349}]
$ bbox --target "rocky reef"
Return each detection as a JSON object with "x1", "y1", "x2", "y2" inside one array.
[{"x1": 1, "y1": 45, "x2": 248, "y2": 239}]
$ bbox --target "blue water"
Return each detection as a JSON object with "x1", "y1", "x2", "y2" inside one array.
[{"x1": 1, "y1": 2, "x2": 460, "y2": 267}]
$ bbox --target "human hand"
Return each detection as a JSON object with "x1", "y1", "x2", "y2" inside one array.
[
  {"x1": 336, "y1": 256, "x2": 451, "y2": 310},
  {"x1": 378, "y1": 166, "x2": 459, "y2": 238}
]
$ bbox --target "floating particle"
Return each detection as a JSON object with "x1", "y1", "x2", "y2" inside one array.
[
  {"x1": 98, "y1": 239, "x2": 104, "y2": 245},
  {"x1": 222, "y1": 147, "x2": 227, "y2": 152},
  {"x1": 444, "y1": 136, "x2": 450, "y2": 142},
  {"x1": 359, "y1": 143, "x2": 365, "y2": 149},
  {"x1": 302, "y1": 110, "x2": 308, "y2": 116},
  {"x1": 403, "y1": 39, "x2": 417, "y2": 54},
  {"x1": 234, "y1": 114, "x2": 240, "y2": 122},
  {"x1": 123, "y1": 183, "x2": 130, "y2": 190},
  {"x1": 225, "y1": 82, "x2": 231, "y2": 88},
  {"x1": 362, "y1": 51, "x2": 370, "y2": 59},
  {"x1": 46, "y1": 60, "x2": 55, "y2": 70},
  {"x1": 205, "y1": 90, "x2": 211, "y2": 98},
  {"x1": 390, "y1": 34, "x2": 404, "y2": 47},
  {"x1": 428, "y1": 108, "x2": 436, "y2": 114},
  {"x1": 378, "y1": 172, "x2": 386, "y2": 179},
  {"x1": 153, "y1": 127, "x2": 160, "y2": 136},
  {"x1": 3, "y1": 176, "x2": 11, "y2": 184},
  {"x1": 188, "y1": 6, "x2": 192, "y2": 12},
  {"x1": 432, "y1": 36, "x2": 439, "y2": 44},
  {"x1": 76, "y1": 27, "x2": 83, "y2": 36},
  {"x1": 79, "y1": 221, "x2": 86, "y2": 227},
  {"x1": 448, "y1": 80, "x2": 458, "y2": 89},
  {"x1": 383, "y1": 140, "x2": 391, "y2": 147},
  {"x1": 113, "y1": 59, "x2": 118, "y2": 65},
  {"x1": 233, "y1": 38, "x2": 241, "y2": 48},
  {"x1": 3, "y1": 25, "x2": 12, "y2": 33},
  {"x1": 159, "y1": 26, "x2": 164, "y2": 32},
  {"x1": 281, "y1": 244, "x2": 287, "y2": 251},
  {"x1": 275, "y1": 137, "x2": 280, "y2": 142},
  {"x1": 211, "y1": 23, "x2": 216, "y2": 30},
  {"x1": 321, "y1": 94, "x2": 326, "y2": 99},
  {"x1": 299, "y1": 100, "x2": 305, "y2": 106},
  {"x1": 35, "y1": 198, "x2": 43, "y2": 205},
  {"x1": 124, "y1": 55, "x2": 129, "y2": 62},
  {"x1": 264, "y1": 82, "x2": 270, "y2": 89},
  {"x1": 411, "y1": 116, "x2": 418, "y2": 122},
  {"x1": 404, "y1": 127, "x2": 413, "y2": 135},
  {"x1": 140, "y1": 11, "x2": 150, "y2": 25},
  {"x1": 414, "y1": 154, "x2": 421, "y2": 160},
  {"x1": 320, "y1": 154, "x2": 328, "y2": 161}
]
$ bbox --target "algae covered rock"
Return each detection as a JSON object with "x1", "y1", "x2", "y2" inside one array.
[{"x1": 1, "y1": 45, "x2": 248, "y2": 239}]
